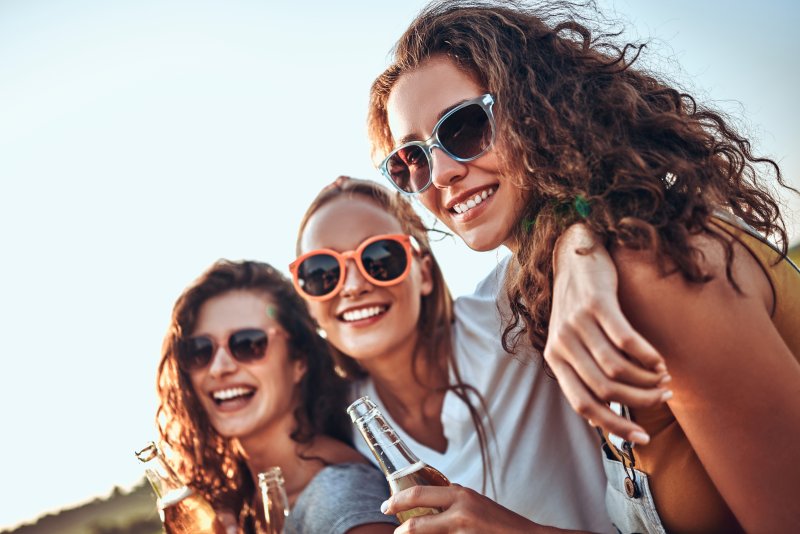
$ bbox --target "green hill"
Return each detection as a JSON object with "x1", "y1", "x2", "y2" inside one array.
[{"x1": 2, "y1": 480, "x2": 161, "y2": 534}]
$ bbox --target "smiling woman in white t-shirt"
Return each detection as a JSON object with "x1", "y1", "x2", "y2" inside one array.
[{"x1": 291, "y1": 176, "x2": 648, "y2": 533}]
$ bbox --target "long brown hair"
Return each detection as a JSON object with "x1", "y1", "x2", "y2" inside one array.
[
  {"x1": 156, "y1": 260, "x2": 351, "y2": 523},
  {"x1": 296, "y1": 176, "x2": 495, "y2": 494},
  {"x1": 368, "y1": 0, "x2": 794, "y2": 354}
]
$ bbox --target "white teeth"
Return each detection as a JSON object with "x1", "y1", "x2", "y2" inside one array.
[
  {"x1": 452, "y1": 187, "x2": 496, "y2": 215},
  {"x1": 341, "y1": 306, "x2": 387, "y2": 322},
  {"x1": 212, "y1": 387, "x2": 254, "y2": 402}
]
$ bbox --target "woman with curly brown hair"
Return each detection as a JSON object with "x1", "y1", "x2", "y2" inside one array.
[
  {"x1": 156, "y1": 260, "x2": 398, "y2": 533},
  {"x1": 370, "y1": 1, "x2": 800, "y2": 532}
]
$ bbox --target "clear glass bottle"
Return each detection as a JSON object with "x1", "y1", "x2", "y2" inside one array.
[
  {"x1": 258, "y1": 466, "x2": 290, "y2": 534},
  {"x1": 347, "y1": 396, "x2": 450, "y2": 523},
  {"x1": 135, "y1": 441, "x2": 227, "y2": 534}
]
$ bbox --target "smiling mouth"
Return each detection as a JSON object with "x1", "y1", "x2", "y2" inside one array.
[
  {"x1": 211, "y1": 386, "x2": 256, "y2": 406},
  {"x1": 450, "y1": 186, "x2": 496, "y2": 215},
  {"x1": 338, "y1": 305, "x2": 389, "y2": 323}
]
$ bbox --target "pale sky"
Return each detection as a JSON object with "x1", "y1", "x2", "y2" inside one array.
[{"x1": 1, "y1": 0, "x2": 797, "y2": 530}]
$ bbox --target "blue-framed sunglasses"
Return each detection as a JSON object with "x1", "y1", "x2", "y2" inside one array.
[{"x1": 379, "y1": 93, "x2": 496, "y2": 195}]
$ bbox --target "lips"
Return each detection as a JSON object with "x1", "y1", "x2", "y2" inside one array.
[
  {"x1": 210, "y1": 386, "x2": 256, "y2": 406},
  {"x1": 448, "y1": 185, "x2": 497, "y2": 215},
  {"x1": 337, "y1": 304, "x2": 389, "y2": 323}
]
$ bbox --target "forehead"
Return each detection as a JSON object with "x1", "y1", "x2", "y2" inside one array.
[
  {"x1": 193, "y1": 290, "x2": 278, "y2": 335},
  {"x1": 386, "y1": 56, "x2": 485, "y2": 142},
  {"x1": 300, "y1": 196, "x2": 404, "y2": 253}
]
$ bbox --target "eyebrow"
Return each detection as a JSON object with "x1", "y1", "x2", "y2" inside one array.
[{"x1": 396, "y1": 97, "x2": 471, "y2": 145}]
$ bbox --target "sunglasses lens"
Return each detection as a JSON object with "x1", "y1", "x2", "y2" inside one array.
[
  {"x1": 297, "y1": 253, "x2": 341, "y2": 297},
  {"x1": 386, "y1": 145, "x2": 430, "y2": 194},
  {"x1": 229, "y1": 329, "x2": 268, "y2": 362},
  {"x1": 179, "y1": 336, "x2": 214, "y2": 371},
  {"x1": 439, "y1": 103, "x2": 492, "y2": 159},
  {"x1": 361, "y1": 239, "x2": 408, "y2": 283}
]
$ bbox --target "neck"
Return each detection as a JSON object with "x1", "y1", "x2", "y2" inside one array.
[
  {"x1": 360, "y1": 335, "x2": 447, "y2": 417},
  {"x1": 237, "y1": 410, "x2": 319, "y2": 503}
]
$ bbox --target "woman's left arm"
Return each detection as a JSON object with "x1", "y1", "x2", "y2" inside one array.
[
  {"x1": 614, "y1": 234, "x2": 800, "y2": 532},
  {"x1": 549, "y1": 223, "x2": 671, "y2": 443}
]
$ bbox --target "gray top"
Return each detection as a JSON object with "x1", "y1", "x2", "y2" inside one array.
[{"x1": 285, "y1": 462, "x2": 399, "y2": 534}]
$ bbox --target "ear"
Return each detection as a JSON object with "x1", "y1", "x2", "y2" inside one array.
[
  {"x1": 418, "y1": 254, "x2": 434, "y2": 297},
  {"x1": 292, "y1": 358, "x2": 308, "y2": 384}
]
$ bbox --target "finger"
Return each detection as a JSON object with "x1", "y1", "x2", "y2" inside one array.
[
  {"x1": 550, "y1": 359, "x2": 651, "y2": 444},
  {"x1": 593, "y1": 299, "x2": 665, "y2": 372},
  {"x1": 393, "y1": 512, "x2": 453, "y2": 534},
  {"x1": 382, "y1": 485, "x2": 460, "y2": 516},
  {"x1": 576, "y1": 319, "x2": 668, "y2": 387},
  {"x1": 549, "y1": 332, "x2": 671, "y2": 409}
]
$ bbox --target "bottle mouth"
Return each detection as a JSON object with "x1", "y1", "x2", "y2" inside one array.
[
  {"x1": 258, "y1": 466, "x2": 285, "y2": 486},
  {"x1": 346, "y1": 395, "x2": 379, "y2": 424},
  {"x1": 135, "y1": 442, "x2": 158, "y2": 462}
]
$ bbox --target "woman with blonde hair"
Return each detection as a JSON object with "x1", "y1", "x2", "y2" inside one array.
[{"x1": 292, "y1": 176, "x2": 621, "y2": 533}]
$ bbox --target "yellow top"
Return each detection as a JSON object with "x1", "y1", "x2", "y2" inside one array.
[{"x1": 610, "y1": 217, "x2": 800, "y2": 533}]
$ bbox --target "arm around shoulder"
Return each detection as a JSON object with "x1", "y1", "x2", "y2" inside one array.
[{"x1": 613, "y1": 234, "x2": 800, "y2": 532}]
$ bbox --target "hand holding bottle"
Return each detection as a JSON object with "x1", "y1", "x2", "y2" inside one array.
[
  {"x1": 348, "y1": 396, "x2": 450, "y2": 523},
  {"x1": 382, "y1": 485, "x2": 586, "y2": 534}
]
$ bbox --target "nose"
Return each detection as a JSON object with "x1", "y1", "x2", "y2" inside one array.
[
  {"x1": 339, "y1": 258, "x2": 371, "y2": 299},
  {"x1": 430, "y1": 147, "x2": 467, "y2": 189},
  {"x1": 207, "y1": 345, "x2": 238, "y2": 378}
]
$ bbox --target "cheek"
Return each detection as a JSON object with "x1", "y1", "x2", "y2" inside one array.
[
  {"x1": 187, "y1": 371, "x2": 204, "y2": 396},
  {"x1": 306, "y1": 301, "x2": 329, "y2": 326},
  {"x1": 419, "y1": 188, "x2": 442, "y2": 214}
]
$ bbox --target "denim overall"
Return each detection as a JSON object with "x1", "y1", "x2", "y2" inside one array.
[{"x1": 601, "y1": 403, "x2": 667, "y2": 534}]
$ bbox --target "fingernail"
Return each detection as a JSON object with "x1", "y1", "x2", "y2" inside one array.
[
  {"x1": 380, "y1": 499, "x2": 390, "y2": 514},
  {"x1": 588, "y1": 419, "x2": 596, "y2": 427},
  {"x1": 631, "y1": 431, "x2": 650, "y2": 445},
  {"x1": 655, "y1": 362, "x2": 667, "y2": 374},
  {"x1": 661, "y1": 390, "x2": 673, "y2": 401},
  {"x1": 659, "y1": 374, "x2": 672, "y2": 385}
]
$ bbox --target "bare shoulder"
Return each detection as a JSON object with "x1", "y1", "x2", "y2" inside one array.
[{"x1": 611, "y1": 227, "x2": 773, "y2": 314}]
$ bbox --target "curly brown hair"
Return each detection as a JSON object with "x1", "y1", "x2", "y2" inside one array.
[
  {"x1": 155, "y1": 260, "x2": 351, "y2": 525},
  {"x1": 296, "y1": 176, "x2": 495, "y2": 494},
  {"x1": 368, "y1": 0, "x2": 794, "y2": 355}
]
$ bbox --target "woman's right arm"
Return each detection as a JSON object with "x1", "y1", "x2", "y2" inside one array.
[
  {"x1": 612, "y1": 234, "x2": 800, "y2": 531},
  {"x1": 381, "y1": 485, "x2": 594, "y2": 534}
]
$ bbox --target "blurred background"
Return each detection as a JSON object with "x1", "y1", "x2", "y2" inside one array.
[{"x1": 1, "y1": 0, "x2": 798, "y2": 532}]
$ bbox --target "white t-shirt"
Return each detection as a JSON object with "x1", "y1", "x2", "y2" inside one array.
[{"x1": 351, "y1": 257, "x2": 613, "y2": 533}]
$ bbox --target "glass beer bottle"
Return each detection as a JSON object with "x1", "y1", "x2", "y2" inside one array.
[
  {"x1": 347, "y1": 396, "x2": 450, "y2": 523},
  {"x1": 135, "y1": 441, "x2": 227, "y2": 534},
  {"x1": 258, "y1": 466, "x2": 290, "y2": 534}
]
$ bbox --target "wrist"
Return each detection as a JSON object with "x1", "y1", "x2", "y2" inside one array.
[{"x1": 553, "y1": 222, "x2": 596, "y2": 273}]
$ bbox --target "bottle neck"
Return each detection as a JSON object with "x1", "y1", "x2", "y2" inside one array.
[
  {"x1": 258, "y1": 468, "x2": 289, "y2": 534},
  {"x1": 354, "y1": 410, "x2": 422, "y2": 478},
  {"x1": 137, "y1": 444, "x2": 190, "y2": 502}
]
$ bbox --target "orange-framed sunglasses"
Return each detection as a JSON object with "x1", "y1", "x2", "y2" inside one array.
[{"x1": 289, "y1": 234, "x2": 418, "y2": 302}]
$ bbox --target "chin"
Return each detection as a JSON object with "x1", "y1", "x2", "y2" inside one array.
[{"x1": 459, "y1": 229, "x2": 506, "y2": 252}]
